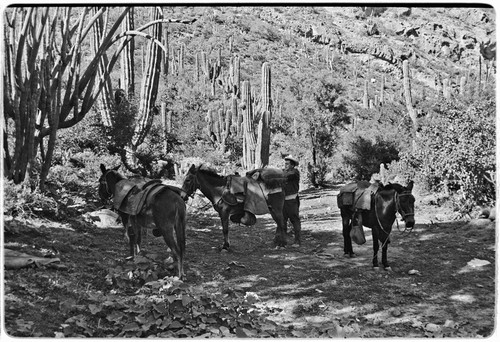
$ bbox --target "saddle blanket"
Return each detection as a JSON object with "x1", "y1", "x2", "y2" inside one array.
[
  {"x1": 224, "y1": 176, "x2": 271, "y2": 215},
  {"x1": 113, "y1": 178, "x2": 179, "y2": 216},
  {"x1": 337, "y1": 181, "x2": 380, "y2": 210}
]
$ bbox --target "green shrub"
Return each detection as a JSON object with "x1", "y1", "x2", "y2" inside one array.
[
  {"x1": 400, "y1": 97, "x2": 495, "y2": 213},
  {"x1": 342, "y1": 136, "x2": 400, "y2": 181},
  {"x1": 3, "y1": 179, "x2": 57, "y2": 219}
]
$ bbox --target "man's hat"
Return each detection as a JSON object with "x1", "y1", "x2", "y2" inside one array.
[{"x1": 284, "y1": 155, "x2": 299, "y2": 166}]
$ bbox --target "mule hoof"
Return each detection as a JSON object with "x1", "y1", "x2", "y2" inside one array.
[
  {"x1": 220, "y1": 248, "x2": 229, "y2": 254},
  {"x1": 384, "y1": 266, "x2": 393, "y2": 272},
  {"x1": 125, "y1": 256, "x2": 134, "y2": 261},
  {"x1": 373, "y1": 266, "x2": 380, "y2": 271},
  {"x1": 344, "y1": 253, "x2": 356, "y2": 258}
]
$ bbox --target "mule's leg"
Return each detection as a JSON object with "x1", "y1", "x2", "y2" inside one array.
[
  {"x1": 269, "y1": 207, "x2": 287, "y2": 248},
  {"x1": 381, "y1": 234, "x2": 391, "y2": 269},
  {"x1": 136, "y1": 217, "x2": 143, "y2": 254},
  {"x1": 152, "y1": 201, "x2": 186, "y2": 279},
  {"x1": 372, "y1": 228, "x2": 380, "y2": 268},
  {"x1": 268, "y1": 192, "x2": 287, "y2": 248},
  {"x1": 219, "y1": 207, "x2": 231, "y2": 251},
  {"x1": 341, "y1": 210, "x2": 354, "y2": 257},
  {"x1": 153, "y1": 217, "x2": 182, "y2": 277},
  {"x1": 121, "y1": 214, "x2": 130, "y2": 244},
  {"x1": 126, "y1": 217, "x2": 140, "y2": 259}
]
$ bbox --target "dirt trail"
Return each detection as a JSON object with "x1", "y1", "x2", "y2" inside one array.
[
  {"x1": 182, "y1": 186, "x2": 496, "y2": 337},
  {"x1": 3, "y1": 186, "x2": 495, "y2": 338}
]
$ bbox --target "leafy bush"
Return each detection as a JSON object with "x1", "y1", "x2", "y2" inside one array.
[
  {"x1": 399, "y1": 96, "x2": 495, "y2": 213},
  {"x1": 3, "y1": 180, "x2": 57, "y2": 219},
  {"x1": 57, "y1": 110, "x2": 109, "y2": 153},
  {"x1": 342, "y1": 136, "x2": 400, "y2": 181},
  {"x1": 60, "y1": 261, "x2": 287, "y2": 338}
]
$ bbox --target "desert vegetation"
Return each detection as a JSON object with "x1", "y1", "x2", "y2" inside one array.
[{"x1": 3, "y1": 5, "x2": 496, "y2": 338}]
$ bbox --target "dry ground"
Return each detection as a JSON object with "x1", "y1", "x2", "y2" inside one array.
[{"x1": 3, "y1": 185, "x2": 496, "y2": 337}]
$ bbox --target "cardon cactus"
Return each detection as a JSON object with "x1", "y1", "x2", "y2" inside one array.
[
  {"x1": 241, "y1": 62, "x2": 273, "y2": 169},
  {"x1": 402, "y1": 60, "x2": 417, "y2": 130},
  {"x1": 379, "y1": 75, "x2": 385, "y2": 104},
  {"x1": 206, "y1": 107, "x2": 232, "y2": 152},
  {"x1": 242, "y1": 80, "x2": 256, "y2": 168},
  {"x1": 255, "y1": 62, "x2": 271, "y2": 168}
]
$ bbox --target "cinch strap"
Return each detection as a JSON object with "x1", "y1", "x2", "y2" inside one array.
[{"x1": 285, "y1": 193, "x2": 298, "y2": 200}]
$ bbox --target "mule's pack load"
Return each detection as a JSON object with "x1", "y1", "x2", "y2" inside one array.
[
  {"x1": 337, "y1": 180, "x2": 382, "y2": 244},
  {"x1": 223, "y1": 167, "x2": 286, "y2": 226},
  {"x1": 113, "y1": 178, "x2": 184, "y2": 217}
]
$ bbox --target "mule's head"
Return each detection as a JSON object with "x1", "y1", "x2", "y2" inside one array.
[
  {"x1": 98, "y1": 164, "x2": 121, "y2": 203},
  {"x1": 396, "y1": 180, "x2": 416, "y2": 228},
  {"x1": 181, "y1": 164, "x2": 199, "y2": 201}
]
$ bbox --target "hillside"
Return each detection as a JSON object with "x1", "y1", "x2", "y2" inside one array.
[
  {"x1": 3, "y1": 5, "x2": 496, "y2": 338},
  {"x1": 161, "y1": 5, "x2": 495, "y2": 108}
]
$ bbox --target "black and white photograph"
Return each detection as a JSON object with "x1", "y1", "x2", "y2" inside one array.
[{"x1": 2, "y1": 2, "x2": 496, "y2": 338}]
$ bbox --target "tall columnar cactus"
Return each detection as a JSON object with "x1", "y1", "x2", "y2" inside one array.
[
  {"x1": 170, "y1": 47, "x2": 177, "y2": 74},
  {"x1": 443, "y1": 78, "x2": 450, "y2": 99},
  {"x1": 402, "y1": 60, "x2": 418, "y2": 130},
  {"x1": 162, "y1": 24, "x2": 169, "y2": 76},
  {"x1": 230, "y1": 96, "x2": 239, "y2": 136},
  {"x1": 241, "y1": 63, "x2": 273, "y2": 169},
  {"x1": 379, "y1": 75, "x2": 385, "y2": 105},
  {"x1": 206, "y1": 107, "x2": 232, "y2": 152},
  {"x1": 255, "y1": 62, "x2": 272, "y2": 168},
  {"x1": 131, "y1": 7, "x2": 163, "y2": 151},
  {"x1": 120, "y1": 8, "x2": 135, "y2": 98},
  {"x1": 195, "y1": 52, "x2": 200, "y2": 81},
  {"x1": 178, "y1": 43, "x2": 185, "y2": 73},
  {"x1": 160, "y1": 102, "x2": 171, "y2": 155},
  {"x1": 459, "y1": 76, "x2": 466, "y2": 96},
  {"x1": 92, "y1": 7, "x2": 113, "y2": 127},
  {"x1": 199, "y1": 49, "x2": 221, "y2": 96},
  {"x1": 242, "y1": 80, "x2": 256, "y2": 168},
  {"x1": 363, "y1": 80, "x2": 369, "y2": 109}
]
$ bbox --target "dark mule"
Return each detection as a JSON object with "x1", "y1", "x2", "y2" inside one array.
[
  {"x1": 181, "y1": 164, "x2": 287, "y2": 250},
  {"x1": 98, "y1": 164, "x2": 187, "y2": 279},
  {"x1": 338, "y1": 181, "x2": 415, "y2": 270}
]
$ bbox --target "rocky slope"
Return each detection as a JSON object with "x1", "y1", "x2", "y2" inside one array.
[{"x1": 170, "y1": 5, "x2": 495, "y2": 109}]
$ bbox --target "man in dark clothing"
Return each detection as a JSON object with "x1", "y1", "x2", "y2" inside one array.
[{"x1": 283, "y1": 155, "x2": 301, "y2": 246}]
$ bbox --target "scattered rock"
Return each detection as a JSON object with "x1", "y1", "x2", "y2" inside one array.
[
  {"x1": 467, "y1": 258, "x2": 490, "y2": 268},
  {"x1": 467, "y1": 218, "x2": 494, "y2": 228},
  {"x1": 425, "y1": 323, "x2": 441, "y2": 332},
  {"x1": 391, "y1": 308, "x2": 402, "y2": 317}
]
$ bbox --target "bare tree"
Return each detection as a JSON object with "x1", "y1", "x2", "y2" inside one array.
[{"x1": 3, "y1": 6, "x2": 195, "y2": 189}]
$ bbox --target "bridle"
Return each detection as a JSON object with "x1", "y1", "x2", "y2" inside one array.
[
  {"x1": 374, "y1": 189, "x2": 415, "y2": 247},
  {"x1": 395, "y1": 191, "x2": 415, "y2": 233},
  {"x1": 99, "y1": 170, "x2": 116, "y2": 201},
  {"x1": 182, "y1": 172, "x2": 215, "y2": 211},
  {"x1": 182, "y1": 172, "x2": 200, "y2": 201},
  {"x1": 395, "y1": 192, "x2": 415, "y2": 220}
]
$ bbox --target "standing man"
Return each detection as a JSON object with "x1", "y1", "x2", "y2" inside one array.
[{"x1": 283, "y1": 155, "x2": 301, "y2": 246}]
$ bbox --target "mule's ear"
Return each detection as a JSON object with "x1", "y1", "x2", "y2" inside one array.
[
  {"x1": 407, "y1": 180, "x2": 414, "y2": 191},
  {"x1": 100, "y1": 164, "x2": 107, "y2": 174},
  {"x1": 113, "y1": 164, "x2": 121, "y2": 171},
  {"x1": 189, "y1": 164, "x2": 196, "y2": 172}
]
